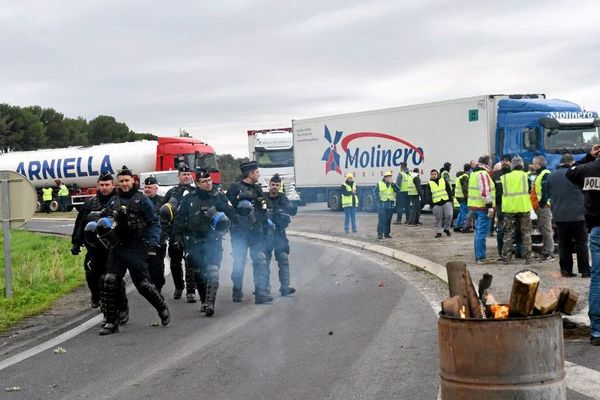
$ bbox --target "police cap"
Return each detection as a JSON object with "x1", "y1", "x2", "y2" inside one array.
[
  {"x1": 195, "y1": 168, "x2": 211, "y2": 180},
  {"x1": 144, "y1": 176, "x2": 158, "y2": 185},
  {"x1": 240, "y1": 161, "x2": 258, "y2": 174},
  {"x1": 178, "y1": 164, "x2": 191, "y2": 173},
  {"x1": 270, "y1": 173, "x2": 282, "y2": 183},
  {"x1": 117, "y1": 166, "x2": 133, "y2": 177},
  {"x1": 98, "y1": 172, "x2": 114, "y2": 182}
]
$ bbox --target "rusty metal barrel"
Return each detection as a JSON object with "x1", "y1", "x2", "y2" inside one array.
[{"x1": 438, "y1": 313, "x2": 565, "y2": 399}]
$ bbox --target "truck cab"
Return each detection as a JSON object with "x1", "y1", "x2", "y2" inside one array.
[
  {"x1": 248, "y1": 128, "x2": 300, "y2": 201},
  {"x1": 495, "y1": 98, "x2": 600, "y2": 168}
]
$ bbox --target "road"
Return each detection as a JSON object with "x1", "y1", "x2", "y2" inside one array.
[{"x1": 1, "y1": 219, "x2": 441, "y2": 399}]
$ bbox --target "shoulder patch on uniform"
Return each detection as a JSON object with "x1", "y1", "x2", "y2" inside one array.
[{"x1": 583, "y1": 177, "x2": 600, "y2": 191}]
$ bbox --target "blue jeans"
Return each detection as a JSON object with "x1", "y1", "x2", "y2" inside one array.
[
  {"x1": 589, "y1": 226, "x2": 600, "y2": 338},
  {"x1": 473, "y1": 210, "x2": 491, "y2": 261},
  {"x1": 455, "y1": 201, "x2": 468, "y2": 229},
  {"x1": 344, "y1": 207, "x2": 357, "y2": 232}
]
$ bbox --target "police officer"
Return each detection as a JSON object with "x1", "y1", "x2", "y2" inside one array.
[
  {"x1": 143, "y1": 176, "x2": 168, "y2": 293},
  {"x1": 164, "y1": 164, "x2": 197, "y2": 302},
  {"x1": 71, "y1": 172, "x2": 116, "y2": 308},
  {"x1": 226, "y1": 161, "x2": 272, "y2": 304},
  {"x1": 264, "y1": 174, "x2": 298, "y2": 296},
  {"x1": 98, "y1": 166, "x2": 169, "y2": 335},
  {"x1": 173, "y1": 169, "x2": 236, "y2": 316},
  {"x1": 567, "y1": 143, "x2": 600, "y2": 346}
]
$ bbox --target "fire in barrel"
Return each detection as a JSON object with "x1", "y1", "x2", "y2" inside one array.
[{"x1": 438, "y1": 262, "x2": 577, "y2": 400}]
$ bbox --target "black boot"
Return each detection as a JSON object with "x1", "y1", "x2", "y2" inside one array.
[
  {"x1": 186, "y1": 291, "x2": 197, "y2": 303},
  {"x1": 232, "y1": 287, "x2": 243, "y2": 302},
  {"x1": 159, "y1": 307, "x2": 170, "y2": 326},
  {"x1": 119, "y1": 307, "x2": 130, "y2": 325},
  {"x1": 99, "y1": 323, "x2": 118, "y2": 335},
  {"x1": 204, "y1": 304, "x2": 215, "y2": 317}
]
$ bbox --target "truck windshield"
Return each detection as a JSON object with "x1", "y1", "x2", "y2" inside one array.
[
  {"x1": 544, "y1": 126, "x2": 599, "y2": 153},
  {"x1": 255, "y1": 149, "x2": 294, "y2": 168},
  {"x1": 154, "y1": 172, "x2": 180, "y2": 186},
  {"x1": 184, "y1": 153, "x2": 218, "y2": 171}
]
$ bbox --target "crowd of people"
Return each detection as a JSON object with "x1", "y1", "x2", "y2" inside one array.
[
  {"x1": 71, "y1": 161, "x2": 297, "y2": 335},
  {"x1": 341, "y1": 145, "x2": 600, "y2": 346}
]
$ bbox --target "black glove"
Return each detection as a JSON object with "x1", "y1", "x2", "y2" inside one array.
[
  {"x1": 238, "y1": 191, "x2": 255, "y2": 201},
  {"x1": 71, "y1": 244, "x2": 81, "y2": 255}
]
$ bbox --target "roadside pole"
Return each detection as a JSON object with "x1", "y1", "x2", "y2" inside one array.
[{"x1": 1, "y1": 171, "x2": 12, "y2": 297}]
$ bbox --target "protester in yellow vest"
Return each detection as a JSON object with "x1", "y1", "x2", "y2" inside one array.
[
  {"x1": 341, "y1": 173, "x2": 359, "y2": 233},
  {"x1": 453, "y1": 164, "x2": 470, "y2": 232},
  {"x1": 467, "y1": 155, "x2": 495, "y2": 264},
  {"x1": 56, "y1": 180, "x2": 69, "y2": 212},
  {"x1": 41, "y1": 186, "x2": 53, "y2": 213},
  {"x1": 375, "y1": 171, "x2": 400, "y2": 239},
  {"x1": 394, "y1": 163, "x2": 411, "y2": 224},
  {"x1": 406, "y1": 167, "x2": 423, "y2": 225},
  {"x1": 428, "y1": 169, "x2": 453, "y2": 238},
  {"x1": 532, "y1": 155, "x2": 554, "y2": 261},
  {"x1": 500, "y1": 155, "x2": 533, "y2": 263}
]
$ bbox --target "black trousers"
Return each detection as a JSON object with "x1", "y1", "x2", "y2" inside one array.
[
  {"x1": 377, "y1": 206, "x2": 394, "y2": 236},
  {"x1": 556, "y1": 221, "x2": 590, "y2": 275},
  {"x1": 168, "y1": 238, "x2": 195, "y2": 292},
  {"x1": 84, "y1": 247, "x2": 108, "y2": 303},
  {"x1": 148, "y1": 243, "x2": 167, "y2": 292}
]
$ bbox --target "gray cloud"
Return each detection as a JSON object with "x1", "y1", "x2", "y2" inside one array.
[{"x1": 1, "y1": 0, "x2": 599, "y2": 156}]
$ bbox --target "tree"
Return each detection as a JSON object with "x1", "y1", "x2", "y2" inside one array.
[
  {"x1": 217, "y1": 154, "x2": 249, "y2": 190},
  {"x1": 88, "y1": 115, "x2": 131, "y2": 145}
]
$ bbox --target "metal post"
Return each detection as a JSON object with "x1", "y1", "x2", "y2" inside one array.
[{"x1": 1, "y1": 171, "x2": 12, "y2": 298}]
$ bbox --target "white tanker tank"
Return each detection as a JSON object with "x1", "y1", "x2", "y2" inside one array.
[{"x1": 0, "y1": 141, "x2": 158, "y2": 189}]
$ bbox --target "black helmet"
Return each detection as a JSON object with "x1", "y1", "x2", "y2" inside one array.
[
  {"x1": 236, "y1": 200, "x2": 256, "y2": 227},
  {"x1": 84, "y1": 221, "x2": 100, "y2": 248},
  {"x1": 159, "y1": 198, "x2": 179, "y2": 223},
  {"x1": 96, "y1": 216, "x2": 119, "y2": 248},
  {"x1": 205, "y1": 206, "x2": 231, "y2": 232}
]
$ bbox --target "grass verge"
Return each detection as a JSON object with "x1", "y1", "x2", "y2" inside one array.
[{"x1": 0, "y1": 230, "x2": 85, "y2": 333}]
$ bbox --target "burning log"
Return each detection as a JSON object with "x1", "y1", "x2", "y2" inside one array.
[
  {"x1": 534, "y1": 291, "x2": 559, "y2": 315},
  {"x1": 441, "y1": 295, "x2": 467, "y2": 318},
  {"x1": 489, "y1": 304, "x2": 510, "y2": 319},
  {"x1": 509, "y1": 270, "x2": 540, "y2": 316},
  {"x1": 478, "y1": 273, "x2": 493, "y2": 302},
  {"x1": 446, "y1": 261, "x2": 484, "y2": 318},
  {"x1": 557, "y1": 289, "x2": 579, "y2": 315}
]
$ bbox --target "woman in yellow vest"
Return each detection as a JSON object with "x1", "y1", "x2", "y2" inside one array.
[
  {"x1": 428, "y1": 169, "x2": 453, "y2": 238},
  {"x1": 375, "y1": 171, "x2": 401, "y2": 239},
  {"x1": 341, "y1": 173, "x2": 359, "y2": 233},
  {"x1": 500, "y1": 155, "x2": 533, "y2": 264}
]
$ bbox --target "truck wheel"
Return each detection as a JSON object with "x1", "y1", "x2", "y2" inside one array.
[
  {"x1": 361, "y1": 192, "x2": 376, "y2": 212},
  {"x1": 49, "y1": 200, "x2": 60, "y2": 212},
  {"x1": 36, "y1": 201, "x2": 42, "y2": 213},
  {"x1": 328, "y1": 190, "x2": 342, "y2": 211}
]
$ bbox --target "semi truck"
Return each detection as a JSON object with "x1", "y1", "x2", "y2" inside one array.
[
  {"x1": 0, "y1": 136, "x2": 220, "y2": 211},
  {"x1": 293, "y1": 94, "x2": 600, "y2": 211},
  {"x1": 247, "y1": 128, "x2": 300, "y2": 201}
]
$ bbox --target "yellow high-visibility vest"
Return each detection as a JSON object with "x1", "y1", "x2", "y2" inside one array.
[
  {"x1": 467, "y1": 170, "x2": 495, "y2": 208},
  {"x1": 58, "y1": 184, "x2": 69, "y2": 197},
  {"x1": 341, "y1": 182, "x2": 359, "y2": 208},
  {"x1": 454, "y1": 173, "x2": 468, "y2": 199},
  {"x1": 406, "y1": 173, "x2": 418, "y2": 196},
  {"x1": 377, "y1": 180, "x2": 395, "y2": 202},
  {"x1": 42, "y1": 188, "x2": 53, "y2": 201},
  {"x1": 429, "y1": 178, "x2": 449, "y2": 203},
  {"x1": 501, "y1": 170, "x2": 532, "y2": 213}
]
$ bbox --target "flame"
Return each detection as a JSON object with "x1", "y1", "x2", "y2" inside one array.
[
  {"x1": 490, "y1": 304, "x2": 510, "y2": 319},
  {"x1": 459, "y1": 305, "x2": 467, "y2": 319}
]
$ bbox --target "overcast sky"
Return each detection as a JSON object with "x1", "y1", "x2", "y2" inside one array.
[{"x1": 2, "y1": 0, "x2": 599, "y2": 156}]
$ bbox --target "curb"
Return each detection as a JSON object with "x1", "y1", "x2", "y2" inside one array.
[{"x1": 287, "y1": 230, "x2": 590, "y2": 328}]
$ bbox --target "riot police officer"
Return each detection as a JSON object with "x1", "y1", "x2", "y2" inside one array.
[
  {"x1": 172, "y1": 169, "x2": 236, "y2": 316},
  {"x1": 264, "y1": 174, "x2": 298, "y2": 296},
  {"x1": 71, "y1": 172, "x2": 116, "y2": 309},
  {"x1": 143, "y1": 176, "x2": 167, "y2": 293},
  {"x1": 226, "y1": 161, "x2": 272, "y2": 304},
  {"x1": 164, "y1": 164, "x2": 197, "y2": 302},
  {"x1": 98, "y1": 166, "x2": 170, "y2": 335}
]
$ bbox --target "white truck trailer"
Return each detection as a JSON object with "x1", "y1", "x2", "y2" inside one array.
[
  {"x1": 248, "y1": 128, "x2": 300, "y2": 201},
  {"x1": 293, "y1": 94, "x2": 600, "y2": 210}
]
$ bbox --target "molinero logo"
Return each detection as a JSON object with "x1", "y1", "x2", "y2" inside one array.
[{"x1": 320, "y1": 125, "x2": 424, "y2": 175}]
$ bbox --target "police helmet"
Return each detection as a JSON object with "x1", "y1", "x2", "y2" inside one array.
[
  {"x1": 96, "y1": 217, "x2": 119, "y2": 248},
  {"x1": 205, "y1": 206, "x2": 231, "y2": 232},
  {"x1": 84, "y1": 221, "x2": 100, "y2": 248},
  {"x1": 159, "y1": 198, "x2": 179, "y2": 223},
  {"x1": 236, "y1": 200, "x2": 256, "y2": 227}
]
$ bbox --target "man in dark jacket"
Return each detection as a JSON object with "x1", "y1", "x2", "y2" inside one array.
[
  {"x1": 566, "y1": 144, "x2": 600, "y2": 346},
  {"x1": 453, "y1": 164, "x2": 470, "y2": 232},
  {"x1": 143, "y1": 176, "x2": 168, "y2": 292},
  {"x1": 547, "y1": 154, "x2": 590, "y2": 278},
  {"x1": 407, "y1": 168, "x2": 424, "y2": 225}
]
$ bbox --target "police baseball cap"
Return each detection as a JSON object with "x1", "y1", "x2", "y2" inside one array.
[{"x1": 144, "y1": 176, "x2": 158, "y2": 185}]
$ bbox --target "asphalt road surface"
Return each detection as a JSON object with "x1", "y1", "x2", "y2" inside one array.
[{"x1": 3, "y1": 220, "x2": 440, "y2": 400}]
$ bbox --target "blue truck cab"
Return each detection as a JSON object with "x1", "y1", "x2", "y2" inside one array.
[{"x1": 496, "y1": 97, "x2": 600, "y2": 169}]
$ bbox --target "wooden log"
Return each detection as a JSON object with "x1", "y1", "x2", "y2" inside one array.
[
  {"x1": 441, "y1": 295, "x2": 466, "y2": 318},
  {"x1": 534, "y1": 291, "x2": 559, "y2": 315},
  {"x1": 446, "y1": 261, "x2": 483, "y2": 319},
  {"x1": 558, "y1": 289, "x2": 579, "y2": 315},
  {"x1": 478, "y1": 273, "x2": 493, "y2": 302},
  {"x1": 557, "y1": 289, "x2": 570, "y2": 312},
  {"x1": 509, "y1": 270, "x2": 540, "y2": 316}
]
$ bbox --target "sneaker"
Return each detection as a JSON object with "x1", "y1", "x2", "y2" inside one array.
[
  {"x1": 200, "y1": 302, "x2": 207, "y2": 312},
  {"x1": 453, "y1": 227, "x2": 462, "y2": 233},
  {"x1": 435, "y1": 233, "x2": 442, "y2": 238},
  {"x1": 384, "y1": 234, "x2": 392, "y2": 238},
  {"x1": 352, "y1": 229, "x2": 358, "y2": 233},
  {"x1": 280, "y1": 287, "x2": 296, "y2": 296},
  {"x1": 581, "y1": 273, "x2": 591, "y2": 278},
  {"x1": 590, "y1": 336, "x2": 600, "y2": 346},
  {"x1": 232, "y1": 288, "x2": 243, "y2": 302},
  {"x1": 186, "y1": 292, "x2": 197, "y2": 303},
  {"x1": 377, "y1": 235, "x2": 383, "y2": 240},
  {"x1": 204, "y1": 304, "x2": 215, "y2": 317},
  {"x1": 560, "y1": 270, "x2": 576, "y2": 278},
  {"x1": 118, "y1": 308, "x2": 129, "y2": 325},
  {"x1": 173, "y1": 288, "x2": 183, "y2": 300},
  {"x1": 99, "y1": 322, "x2": 119, "y2": 336},
  {"x1": 475, "y1": 258, "x2": 495, "y2": 265},
  {"x1": 255, "y1": 294, "x2": 274, "y2": 304},
  {"x1": 394, "y1": 221, "x2": 402, "y2": 225},
  {"x1": 344, "y1": 229, "x2": 349, "y2": 234},
  {"x1": 541, "y1": 254, "x2": 555, "y2": 262},
  {"x1": 462, "y1": 228, "x2": 473, "y2": 233},
  {"x1": 91, "y1": 299, "x2": 100, "y2": 309},
  {"x1": 159, "y1": 308, "x2": 170, "y2": 326},
  {"x1": 444, "y1": 229, "x2": 451, "y2": 237},
  {"x1": 500, "y1": 257, "x2": 511, "y2": 265}
]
